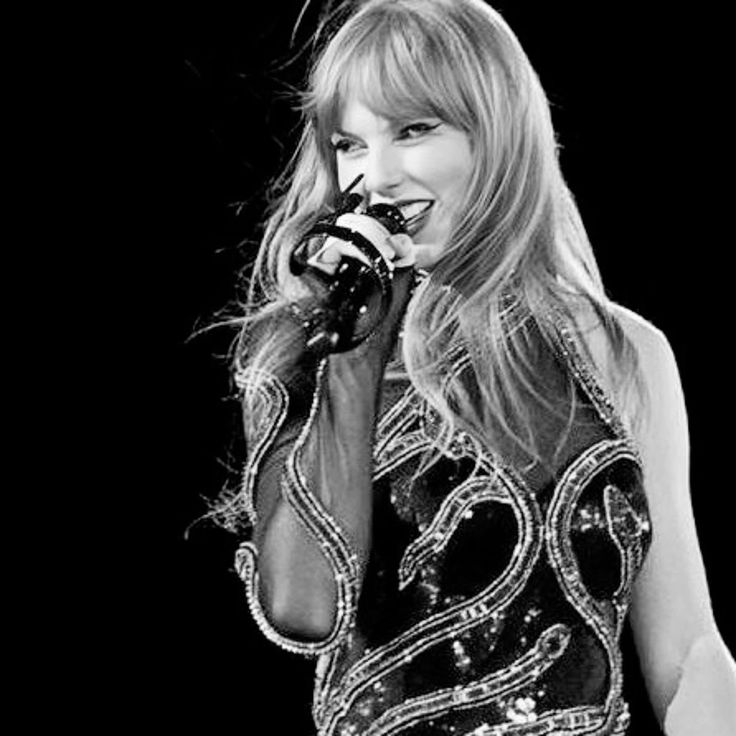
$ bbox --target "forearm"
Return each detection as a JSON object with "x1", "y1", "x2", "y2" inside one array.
[
  {"x1": 256, "y1": 351, "x2": 382, "y2": 640},
  {"x1": 234, "y1": 270, "x2": 412, "y2": 655},
  {"x1": 663, "y1": 632, "x2": 736, "y2": 735}
]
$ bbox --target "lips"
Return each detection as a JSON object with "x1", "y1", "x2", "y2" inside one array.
[
  {"x1": 396, "y1": 200, "x2": 434, "y2": 220},
  {"x1": 359, "y1": 199, "x2": 434, "y2": 236},
  {"x1": 395, "y1": 200, "x2": 434, "y2": 236}
]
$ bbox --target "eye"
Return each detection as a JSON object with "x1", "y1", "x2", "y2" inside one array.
[
  {"x1": 330, "y1": 137, "x2": 362, "y2": 154},
  {"x1": 397, "y1": 122, "x2": 441, "y2": 140}
]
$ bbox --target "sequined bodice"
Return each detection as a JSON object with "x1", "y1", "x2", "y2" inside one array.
[{"x1": 311, "y1": 323, "x2": 652, "y2": 736}]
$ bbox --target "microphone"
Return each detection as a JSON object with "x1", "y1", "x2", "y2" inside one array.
[{"x1": 289, "y1": 178, "x2": 408, "y2": 355}]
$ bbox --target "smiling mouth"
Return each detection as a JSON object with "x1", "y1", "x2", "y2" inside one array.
[{"x1": 397, "y1": 200, "x2": 434, "y2": 235}]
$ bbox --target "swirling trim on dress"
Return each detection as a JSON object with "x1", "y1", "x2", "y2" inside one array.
[
  {"x1": 603, "y1": 482, "x2": 652, "y2": 638},
  {"x1": 545, "y1": 438, "x2": 640, "y2": 732},
  {"x1": 319, "y1": 461, "x2": 543, "y2": 734},
  {"x1": 397, "y1": 474, "x2": 512, "y2": 590},
  {"x1": 234, "y1": 365, "x2": 290, "y2": 527},
  {"x1": 235, "y1": 357, "x2": 361, "y2": 657},
  {"x1": 457, "y1": 698, "x2": 630, "y2": 735},
  {"x1": 360, "y1": 624, "x2": 571, "y2": 736},
  {"x1": 374, "y1": 349, "x2": 528, "y2": 496},
  {"x1": 374, "y1": 385, "x2": 426, "y2": 467},
  {"x1": 374, "y1": 427, "x2": 434, "y2": 481},
  {"x1": 313, "y1": 648, "x2": 340, "y2": 726},
  {"x1": 548, "y1": 310, "x2": 641, "y2": 463}
]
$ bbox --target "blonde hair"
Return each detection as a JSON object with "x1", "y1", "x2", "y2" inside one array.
[{"x1": 231, "y1": 0, "x2": 645, "y2": 495}]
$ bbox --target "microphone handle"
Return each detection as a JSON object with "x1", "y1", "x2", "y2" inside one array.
[
  {"x1": 297, "y1": 255, "x2": 384, "y2": 355},
  {"x1": 290, "y1": 204, "x2": 407, "y2": 356}
]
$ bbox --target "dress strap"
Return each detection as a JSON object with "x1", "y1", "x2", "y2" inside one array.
[{"x1": 548, "y1": 308, "x2": 639, "y2": 457}]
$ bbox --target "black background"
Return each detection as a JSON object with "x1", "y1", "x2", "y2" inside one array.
[{"x1": 137, "y1": 2, "x2": 732, "y2": 733}]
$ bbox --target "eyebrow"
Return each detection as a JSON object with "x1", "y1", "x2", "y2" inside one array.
[
  {"x1": 331, "y1": 125, "x2": 394, "y2": 139},
  {"x1": 331, "y1": 128, "x2": 360, "y2": 139},
  {"x1": 331, "y1": 118, "x2": 437, "y2": 139}
]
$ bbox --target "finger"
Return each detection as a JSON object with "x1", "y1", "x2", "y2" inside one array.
[
  {"x1": 386, "y1": 233, "x2": 416, "y2": 268},
  {"x1": 312, "y1": 238, "x2": 341, "y2": 264},
  {"x1": 336, "y1": 213, "x2": 395, "y2": 264},
  {"x1": 306, "y1": 237, "x2": 373, "y2": 273},
  {"x1": 329, "y1": 239, "x2": 375, "y2": 268},
  {"x1": 305, "y1": 256, "x2": 337, "y2": 275},
  {"x1": 305, "y1": 239, "x2": 340, "y2": 274}
]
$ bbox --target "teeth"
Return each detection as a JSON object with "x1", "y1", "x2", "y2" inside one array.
[{"x1": 398, "y1": 201, "x2": 434, "y2": 220}]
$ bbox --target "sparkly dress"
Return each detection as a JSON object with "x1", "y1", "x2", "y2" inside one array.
[{"x1": 233, "y1": 309, "x2": 653, "y2": 736}]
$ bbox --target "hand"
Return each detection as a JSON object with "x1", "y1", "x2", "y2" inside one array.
[{"x1": 306, "y1": 213, "x2": 416, "y2": 275}]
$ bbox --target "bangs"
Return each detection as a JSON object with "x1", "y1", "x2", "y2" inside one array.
[{"x1": 308, "y1": 9, "x2": 474, "y2": 136}]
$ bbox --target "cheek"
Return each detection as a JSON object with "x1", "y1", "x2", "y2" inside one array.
[
  {"x1": 336, "y1": 159, "x2": 363, "y2": 191},
  {"x1": 419, "y1": 147, "x2": 473, "y2": 201}
]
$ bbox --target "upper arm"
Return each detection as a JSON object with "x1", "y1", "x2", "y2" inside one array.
[{"x1": 612, "y1": 306, "x2": 718, "y2": 722}]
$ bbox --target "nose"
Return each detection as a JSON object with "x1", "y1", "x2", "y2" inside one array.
[{"x1": 361, "y1": 143, "x2": 403, "y2": 201}]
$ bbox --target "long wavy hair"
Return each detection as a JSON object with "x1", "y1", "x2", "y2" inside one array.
[{"x1": 227, "y1": 0, "x2": 645, "y2": 502}]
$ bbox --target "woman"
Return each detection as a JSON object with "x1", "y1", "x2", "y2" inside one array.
[{"x1": 212, "y1": 1, "x2": 735, "y2": 733}]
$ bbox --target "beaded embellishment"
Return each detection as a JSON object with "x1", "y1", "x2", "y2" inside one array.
[
  {"x1": 234, "y1": 358, "x2": 361, "y2": 657},
  {"x1": 357, "y1": 624, "x2": 572, "y2": 736},
  {"x1": 317, "y1": 456, "x2": 544, "y2": 734},
  {"x1": 548, "y1": 307, "x2": 642, "y2": 462},
  {"x1": 233, "y1": 366, "x2": 290, "y2": 527},
  {"x1": 239, "y1": 308, "x2": 652, "y2": 733},
  {"x1": 545, "y1": 439, "x2": 649, "y2": 729},
  {"x1": 311, "y1": 314, "x2": 651, "y2": 734}
]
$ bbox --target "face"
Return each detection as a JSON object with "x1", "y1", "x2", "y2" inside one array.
[{"x1": 330, "y1": 97, "x2": 473, "y2": 270}]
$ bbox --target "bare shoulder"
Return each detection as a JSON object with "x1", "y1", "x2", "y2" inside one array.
[
  {"x1": 607, "y1": 303, "x2": 684, "y2": 412},
  {"x1": 568, "y1": 299, "x2": 673, "y2": 378},
  {"x1": 608, "y1": 302, "x2": 672, "y2": 363},
  {"x1": 565, "y1": 299, "x2": 684, "y2": 437}
]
